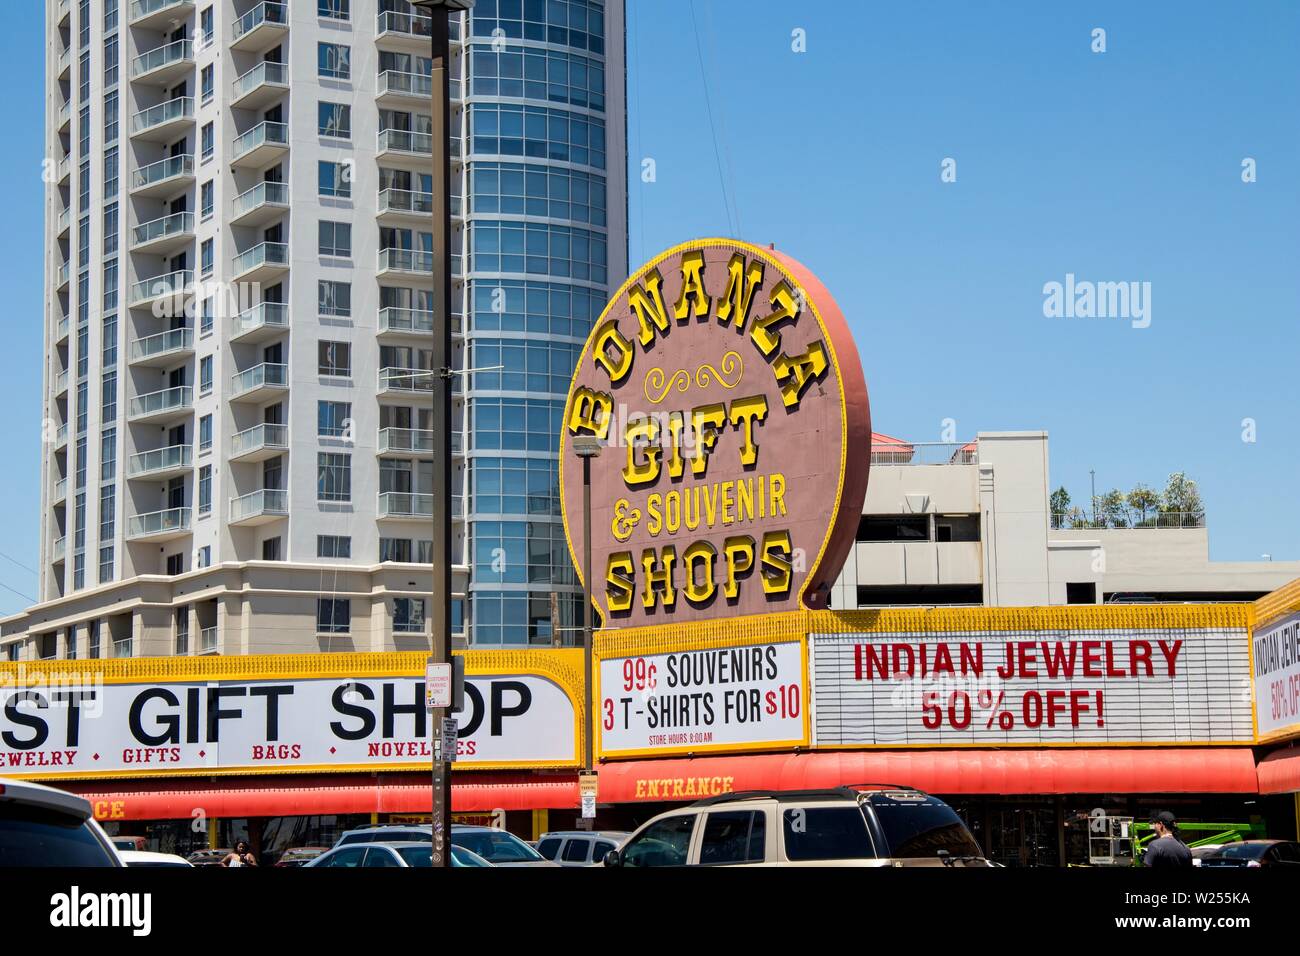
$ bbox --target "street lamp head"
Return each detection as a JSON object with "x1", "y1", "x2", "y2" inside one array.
[
  {"x1": 571, "y1": 435, "x2": 603, "y2": 459},
  {"x1": 411, "y1": 0, "x2": 477, "y2": 10}
]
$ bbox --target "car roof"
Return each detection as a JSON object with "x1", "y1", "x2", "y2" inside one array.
[
  {"x1": 540, "y1": 831, "x2": 629, "y2": 839},
  {"x1": 689, "y1": 785, "x2": 925, "y2": 808},
  {"x1": 119, "y1": 850, "x2": 192, "y2": 865},
  {"x1": 0, "y1": 776, "x2": 94, "y2": 819}
]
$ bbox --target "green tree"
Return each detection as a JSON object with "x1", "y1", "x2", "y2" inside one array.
[
  {"x1": 1126, "y1": 484, "x2": 1160, "y2": 527},
  {"x1": 1160, "y1": 472, "x2": 1205, "y2": 527},
  {"x1": 1098, "y1": 489, "x2": 1128, "y2": 528},
  {"x1": 1050, "y1": 487, "x2": 1071, "y2": 527}
]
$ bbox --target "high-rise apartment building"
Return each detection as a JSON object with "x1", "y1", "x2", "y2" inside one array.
[{"x1": 6, "y1": 0, "x2": 626, "y2": 659}]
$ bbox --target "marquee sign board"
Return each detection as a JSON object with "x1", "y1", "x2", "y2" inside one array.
[
  {"x1": 1253, "y1": 610, "x2": 1300, "y2": 742},
  {"x1": 810, "y1": 628, "x2": 1255, "y2": 747},
  {"x1": 561, "y1": 239, "x2": 871, "y2": 629}
]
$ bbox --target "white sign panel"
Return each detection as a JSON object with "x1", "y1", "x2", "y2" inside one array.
[
  {"x1": 598, "y1": 641, "x2": 805, "y2": 757},
  {"x1": 811, "y1": 629, "x2": 1253, "y2": 746},
  {"x1": 425, "y1": 662, "x2": 452, "y2": 711},
  {"x1": 0, "y1": 673, "x2": 576, "y2": 778},
  {"x1": 1254, "y1": 611, "x2": 1300, "y2": 740}
]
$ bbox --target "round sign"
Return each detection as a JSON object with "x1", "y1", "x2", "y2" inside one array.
[{"x1": 560, "y1": 239, "x2": 870, "y2": 629}]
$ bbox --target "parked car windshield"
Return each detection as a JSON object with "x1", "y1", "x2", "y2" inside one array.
[
  {"x1": 1211, "y1": 843, "x2": 1270, "y2": 859},
  {"x1": 0, "y1": 804, "x2": 118, "y2": 867},
  {"x1": 452, "y1": 829, "x2": 544, "y2": 863},
  {"x1": 867, "y1": 796, "x2": 982, "y2": 858}
]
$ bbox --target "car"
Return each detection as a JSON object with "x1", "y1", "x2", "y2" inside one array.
[
  {"x1": 306, "y1": 841, "x2": 493, "y2": 868},
  {"x1": 602, "y1": 786, "x2": 990, "y2": 868},
  {"x1": 112, "y1": 836, "x2": 147, "y2": 852},
  {"x1": 119, "y1": 850, "x2": 193, "y2": 867},
  {"x1": 0, "y1": 777, "x2": 122, "y2": 867},
  {"x1": 1190, "y1": 844, "x2": 1225, "y2": 867},
  {"x1": 333, "y1": 824, "x2": 433, "y2": 848},
  {"x1": 187, "y1": 848, "x2": 233, "y2": 867},
  {"x1": 537, "y1": 830, "x2": 629, "y2": 867},
  {"x1": 274, "y1": 846, "x2": 330, "y2": 867},
  {"x1": 1198, "y1": 840, "x2": 1300, "y2": 868},
  {"x1": 450, "y1": 825, "x2": 558, "y2": 866}
]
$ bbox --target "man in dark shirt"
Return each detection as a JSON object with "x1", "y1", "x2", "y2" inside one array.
[{"x1": 1143, "y1": 811, "x2": 1193, "y2": 867}]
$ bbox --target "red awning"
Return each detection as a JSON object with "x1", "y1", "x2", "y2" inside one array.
[
  {"x1": 1257, "y1": 748, "x2": 1300, "y2": 794},
  {"x1": 596, "y1": 749, "x2": 1260, "y2": 802},
  {"x1": 64, "y1": 772, "x2": 579, "y2": 822}
]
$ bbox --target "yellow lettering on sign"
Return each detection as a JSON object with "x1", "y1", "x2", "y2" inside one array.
[
  {"x1": 567, "y1": 386, "x2": 612, "y2": 439},
  {"x1": 682, "y1": 540, "x2": 716, "y2": 605},
  {"x1": 629, "y1": 268, "x2": 671, "y2": 349},
  {"x1": 750, "y1": 280, "x2": 799, "y2": 357},
  {"x1": 646, "y1": 495, "x2": 662, "y2": 536},
  {"x1": 722, "y1": 535, "x2": 754, "y2": 599},
  {"x1": 605, "y1": 552, "x2": 635, "y2": 612},
  {"x1": 728, "y1": 394, "x2": 767, "y2": 467},
  {"x1": 663, "y1": 412, "x2": 688, "y2": 479},
  {"x1": 689, "y1": 403, "x2": 727, "y2": 477},
  {"x1": 673, "y1": 250, "x2": 712, "y2": 323},
  {"x1": 623, "y1": 417, "x2": 660, "y2": 487},
  {"x1": 716, "y1": 253, "x2": 765, "y2": 333},
  {"x1": 773, "y1": 340, "x2": 829, "y2": 409},
  {"x1": 760, "y1": 530, "x2": 793, "y2": 596},
  {"x1": 592, "y1": 318, "x2": 634, "y2": 384},
  {"x1": 642, "y1": 546, "x2": 677, "y2": 609},
  {"x1": 770, "y1": 473, "x2": 787, "y2": 517}
]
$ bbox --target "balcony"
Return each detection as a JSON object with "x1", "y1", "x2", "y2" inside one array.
[
  {"x1": 54, "y1": 369, "x2": 69, "y2": 397},
  {"x1": 377, "y1": 367, "x2": 436, "y2": 397},
  {"x1": 377, "y1": 128, "x2": 434, "y2": 167},
  {"x1": 131, "y1": 97, "x2": 195, "y2": 143},
  {"x1": 58, "y1": 48, "x2": 71, "y2": 80},
  {"x1": 58, "y1": 0, "x2": 71, "y2": 26},
  {"x1": 377, "y1": 188, "x2": 436, "y2": 224},
  {"x1": 377, "y1": 492, "x2": 436, "y2": 521},
  {"x1": 130, "y1": 0, "x2": 195, "y2": 30},
  {"x1": 52, "y1": 536, "x2": 66, "y2": 563},
  {"x1": 57, "y1": 207, "x2": 71, "y2": 238},
  {"x1": 231, "y1": 2, "x2": 289, "y2": 53},
  {"x1": 377, "y1": 307, "x2": 435, "y2": 339},
  {"x1": 376, "y1": 9, "x2": 435, "y2": 51},
  {"x1": 131, "y1": 155, "x2": 195, "y2": 198},
  {"x1": 230, "y1": 121, "x2": 289, "y2": 169},
  {"x1": 128, "y1": 386, "x2": 193, "y2": 425},
  {"x1": 58, "y1": 101, "x2": 71, "y2": 133},
  {"x1": 56, "y1": 261, "x2": 71, "y2": 292},
  {"x1": 231, "y1": 302, "x2": 288, "y2": 344},
  {"x1": 55, "y1": 316, "x2": 70, "y2": 345},
  {"x1": 231, "y1": 60, "x2": 289, "y2": 110},
  {"x1": 1049, "y1": 511, "x2": 1208, "y2": 532},
  {"x1": 231, "y1": 241, "x2": 289, "y2": 284},
  {"x1": 230, "y1": 363, "x2": 288, "y2": 403},
  {"x1": 54, "y1": 424, "x2": 68, "y2": 450},
  {"x1": 129, "y1": 269, "x2": 193, "y2": 311},
  {"x1": 128, "y1": 327, "x2": 194, "y2": 368},
  {"x1": 377, "y1": 428, "x2": 435, "y2": 457},
  {"x1": 131, "y1": 211, "x2": 195, "y2": 255},
  {"x1": 57, "y1": 156, "x2": 71, "y2": 185},
  {"x1": 377, "y1": 247, "x2": 435, "y2": 278},
  {"x1": 52, "y1": 478, "x2": 67, "y2": 505},
  {"x1": 127, "y1": 507, "x2": 192, "y2": 543},
  {"x1": 131, "y1": 39, "x2": 194, "y2": 86},
  {"x1": 230, "y1": 423, "x2": 288, "y2": 463},
  {"x1": 127, "y1": 444, "x2": 193, "y2": 481},
  {"x1": 377, "y1": 70, "x2": 433, "y2": 106},
  {"x1": 229, "y1": 489, "x2": 288, "y2": 526},
  {"x1": 230, "y1": 180, "x2": 289, "y2": 227}
]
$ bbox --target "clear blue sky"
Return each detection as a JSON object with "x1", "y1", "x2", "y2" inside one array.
[{"x1": 0, "y1": 1, "x2": 1294, "y2": 615}]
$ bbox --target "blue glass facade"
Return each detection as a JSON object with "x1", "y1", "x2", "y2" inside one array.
[{"x1": 464, "y1": 0, "x2": 623, "y2": 645}]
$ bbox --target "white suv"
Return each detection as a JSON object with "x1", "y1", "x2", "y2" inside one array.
[{"x1": 603, "y1": 786, "x2": 989, "y2": 868}]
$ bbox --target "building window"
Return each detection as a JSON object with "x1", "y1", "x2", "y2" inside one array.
[
  {"x1": 113, "y1": 628, "x2": 131, "y2": 658},
  {"x1": 98, "y1": 547, "x2": 114, "y2": 584},
  {"x1": 102, "y1": 258, "x2": 119, "y2": 311},
  {"x1": 198, "y1": 465, "x2": 212, "y2": 514},
  {"x1": 201, "y1": 122, "x2": 214, "y2": 160},
  {"x1": 104, "y1": 0, "x2": 118, "y2": 32},
  {"x1": 199, "y1": 414, "x2": 213, "y2": 452},
  {"x1": 318, "y1": 0, "x2": 351, "y2": 21},
  {"x1": 201, "y1": 64, "x2": 214, "y2": 103},
  {"x1": 393, "y1": 598, "x2": 426, "y2": 634},
  {"x1": 103, "y1": 90, "x2": 118, "y2": 143},
  {"x1": 103, "y1": 146, "x2": 119, "y2": 199},
  {"x1": 318, "y1": 280, "x2": 351, "y2": 317},
  {"x1": 103, "y1": 204, "x2": 118, "y2": 256},
  {"x1": 318, "y1": 401, "x2": 352, "y2": 438},
  {"x1": 103, "y1": 36, "x2": 119, "y2": 88},
  {"x1": 317, "y1": 453, "x2": 351, "y2": 502},
  {"x1": 262, "y1": 537, "x2": 282, "y2": 561},
  {"x1": 197, "y1": 546, "x2": 211, "y2": 569},
  {"x1": 317, "y1": 598, "x2": 351, "y2": 634},
  {"x1": 318, "y1": 160, "x2": 352, "y2": 198},
  {"x1": 317, "y1": 341, "x2": 351, "y2": 377},
  {"x1": 6, "y1": 642, "x2": 21, "y2": 662},
  {"x1": 200, "y1": 6, "x2": 214, "y2": 47},
  {"x1": 176, "y1": 607, "x2": 189, "y2": 655},
  {"x1": 200, "y1": 356, "x2": 213, "y2": 394},
  {"x1": 201, "y1": 180, "x2": 214, "y2": 219},
  {"x1": 318, "y1": 102, "x2": 352, "y2": 139},
  {"x1": 166, "y1": 554, "x2": 184, "y2": 577},
  {"x1": 318, "y1": 42, "x2": 351, "y2": 79},
  {"x1": 101, "y1": 372, "x2": 117, "y2": 423},
  {"x1": 201, "y1": 295, "x2": 214, "y2": 334},
  {"x1": 100, "y1": 429, "x2": 117, "y2": 481},
  {"x1": 317, "y1": 535, "x2": 352, "y2": 559},
  {"x1": 318, "y1": 220, "x2": 352, "y2": 258},
  {"x1": 201, "y1": 238, "x2": 214, "y2": 276}
]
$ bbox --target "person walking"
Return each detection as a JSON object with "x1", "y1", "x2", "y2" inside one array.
[
  {"x1": 1142, "y1": 811, "x2": 1192, "y2": 867},
  {"x1": 221, "y1": 840, "x2": 258, "y2": 867}
]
